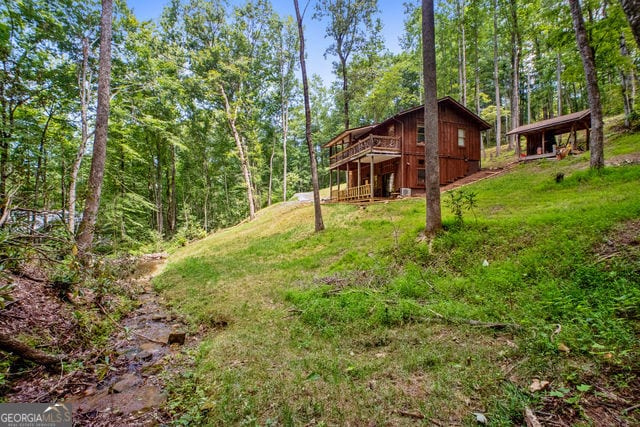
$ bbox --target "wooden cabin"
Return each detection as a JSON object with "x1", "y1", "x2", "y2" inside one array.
[
  {"x1": 324, "y1": 96, "x2": 491, "y2": 202},
  {"x1": 506, "y1": 110, "x2": 591, "y2": 161}
]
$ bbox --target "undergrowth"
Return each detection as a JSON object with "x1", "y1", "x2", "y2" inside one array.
[{"x1": 155, "y1": 135, "x2": 640, "y2": 425}]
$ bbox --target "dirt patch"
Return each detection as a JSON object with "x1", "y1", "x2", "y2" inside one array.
[
  {"x1": 605, "y1": 152, "x2": 640, "y2": 166},
  {"x1": 0, "y1": 276, "x2": 77, "y2": 357},
  {"x1": 595, "y1": 219, "x2": 640, "y2": 265},
  {"x1": 534, "y1": 369, "x2": 640, "y2": 426}
]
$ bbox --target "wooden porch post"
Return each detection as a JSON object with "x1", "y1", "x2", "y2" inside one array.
[
  {"x1": 357, "y1": 158, "x2": 361, "y2": 186},
  {"x1": 370, "y1": 155, "x2": 374, "y2": 202},
  {"x1": 329, "y1": 169, "x2": 333, "y2": 200},
  {"x1": 586, "y1": 127, "x2": 590, "y2": 150},
  {"x1": 346, "y1": 162, "x2": 350, "y2": 188},
  {"x1": 337, "y1": 168, "x2": 341, "y2": 201}
]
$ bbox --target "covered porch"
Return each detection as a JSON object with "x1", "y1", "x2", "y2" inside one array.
[
  {"x1": 326, "y1": 135, "x2": 401, "y2": 202},
  {"x1": 507, "y1": 110, "x2": 591, "y2": 161}
]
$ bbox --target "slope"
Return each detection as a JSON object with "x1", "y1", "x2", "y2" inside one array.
[{"x1": 154, "y1": 129, "x2": 640, "y2": 425}]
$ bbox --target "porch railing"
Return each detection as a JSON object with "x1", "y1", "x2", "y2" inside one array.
[
  {"x1": 329, "y1": 135, "x2": 400, "y2": 167},
  {"x1": 331, "y1": 184, "x2": 372, "y2": 201}
]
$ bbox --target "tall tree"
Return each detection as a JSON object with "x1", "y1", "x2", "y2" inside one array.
[
  {"x1": 456, "y1": 0, "x2": 467, "y2": 106},
  {"x1": 275, "y1": 17, "x2": 298, "y2": 203},
  {"x1": 294, "y1": 0, "x2": 324, "y2": 233},
  {"x1": 315, "y1": 0, "x2": 380, "y2": 129},
  {"x1": 493, "y1": 0, "x2": 502, "y2": 156},
  {"x1": 619, "y1": 33, "x2": 634, "y2": 128},
  {"x1": 76, "y1": 0, "x2": 113, "y2": 256},
  {"x1": 568, "y1": 0, "x2": 604, "y2": 169},
  {"x1": 423, "y1": 0, "x2": 441, "y2": 234},
  {"x1": 508, "y1": 0, "x2": 521, "y2": 153},
  {"x1": 69, "y1": 35, "x2": 92, "y2": 234},
  {"x1": 620, "y1": 0, "x2": 640, "y2": 48}
]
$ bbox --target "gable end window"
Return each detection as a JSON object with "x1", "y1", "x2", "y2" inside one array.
[{"x1": 457, "y1": 128, "x2": 466, "y2": 147}]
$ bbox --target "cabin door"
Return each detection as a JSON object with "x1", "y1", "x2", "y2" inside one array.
[{"x1": 381, "y1": 173, "x2": 394, "y2": 197}]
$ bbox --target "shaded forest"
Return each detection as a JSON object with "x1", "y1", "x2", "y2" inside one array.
[{"x1": 1, "y1": 0, "x2": 637, "y2": 251}]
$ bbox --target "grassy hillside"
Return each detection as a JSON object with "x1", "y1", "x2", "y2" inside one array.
[{"x1": 154, "y1": 131, "x2": 640, "y2": 425}]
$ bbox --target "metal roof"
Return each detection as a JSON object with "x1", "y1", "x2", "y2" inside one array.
[
  {"x1": 323, "y1": 96, "x2": 491, "y2": 148},
  {"x1": 506, "y1": 110, "x2": 591, "y2": 136}
]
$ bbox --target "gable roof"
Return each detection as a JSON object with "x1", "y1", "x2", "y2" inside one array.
[
  {"x1": 506, "y1": 109, "x2": 591, "y2": 136},
  {"x1": 323, "y1": 96, "x2": 491, "y2": 148}
]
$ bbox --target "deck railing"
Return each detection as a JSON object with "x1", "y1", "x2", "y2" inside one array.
[
  {"x1": 329, "y1": 135, "x2": 400, "y2": 166},
  {"x1": 331, "y1": 184, "x2": 372, "y2": 201}
]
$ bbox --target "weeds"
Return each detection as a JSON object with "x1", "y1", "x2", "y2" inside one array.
[
  {"x1": 155, "y1": 156, "x2": 640, "y2": 424},
  {"x1": 443, "y1": 189, "x2": 478, "y2": 226}
]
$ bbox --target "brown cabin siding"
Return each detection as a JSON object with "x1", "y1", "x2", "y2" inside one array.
[
  {"x1": 395, "y1": 105, "x2": 482, "y2": 188},
  {"x1": 326, "y1": 97, "x2": 489, "y2": 199}
]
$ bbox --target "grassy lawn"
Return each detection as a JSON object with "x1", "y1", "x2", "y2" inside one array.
[{"x1": 154, "y1": 129, "x2": 640, "y2": 425}]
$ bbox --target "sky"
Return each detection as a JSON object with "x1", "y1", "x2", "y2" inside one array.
[{"x1": 125, "y1": 0, "x2": 413, "y2": 85}]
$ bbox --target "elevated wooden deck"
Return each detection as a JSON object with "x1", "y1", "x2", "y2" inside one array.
[{"x1": 329, "y1": 135, "x2": 400, "y2": 169}]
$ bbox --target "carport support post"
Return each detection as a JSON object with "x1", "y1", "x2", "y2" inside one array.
[{"x1": 370, "y1": 155, "x2": 374, "y2": 202}]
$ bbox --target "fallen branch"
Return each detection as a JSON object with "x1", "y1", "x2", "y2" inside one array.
[
  {"x1": 524, "y1": 407, "x2": 542, "y2": 427},
  {"x1": 96, "y1": 301, "x2": 166, "y2": 345},
  {"x1": 426, "y1": 308, "x2": 520, "y2": 330},
  {"x1": 623, "y1": 403, "x2": 640, "y2": 414},
  {"x1": 0, "y1": 331, "x2": 64, "y2": 371},
  {"x1": 0, "y1": 186, "x2": 19, "y2": 228},
  {"x1": 596, "y1": 252, "x2": 619, "y2": 263},
  {"x1": 393, "y1": 409, "x2": 425, "y2": 420}
]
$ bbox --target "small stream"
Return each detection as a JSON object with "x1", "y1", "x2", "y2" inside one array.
[{"x1": 68, "y1": 255, "x2": 188, "y2": 426}]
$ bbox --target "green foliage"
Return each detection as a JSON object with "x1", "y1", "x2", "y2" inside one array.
[
  {"x1": 443, "y1": 189, "x2": 478, "y2": 227},
  {"x1": 154, "y1": 148, "x2": 640, "y2": 424},
  {"x1": 0, "y1": 283, "x2": 13, "y2": 309}
]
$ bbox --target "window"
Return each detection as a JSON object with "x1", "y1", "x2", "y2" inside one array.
[
  {"x1": 417, "y1": 169, "x2": 425, "y2": 185},
  {"x1": 417, "y1": 123, "x2": 425, "y2": 144},
  {"x1": 457, "y1": 128, "x2": 466, "y2": 147}
]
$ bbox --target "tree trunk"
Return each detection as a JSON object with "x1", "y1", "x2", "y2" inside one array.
[
  {"x1": 457, "y1": 0, "x2": 467, "y2": 106},
  {"x1": 76, "y1": 0, "x2": 113, "y2": 258},
  {"x1": 423, "y1": 0, "x2": 441, "y2": 235},
  {"x1": 0, "y1": 102, "x2": 15, "y2": 210},
  {"x1": 556, "y1": 52, "x2": 563, "y2": 116},
  {"x1": 168, "y1": 142, "x2": 177, "y2": 234},
  {"x1": 219, "y1": 85, "x2": 256, "y2": 221},
  {"x1": 508, "y1": 0, "x2": 520, "y2": 152},
  {"x1": 203, "y1": 157, "x2": 211, "y2": 232},
  {"x1": 620, "y1": 33, "x2": 633, "y2": 129},
  {"x1": 282, "y1": 102, "x2": 289, "y2": 203},
  {"x1": 621, "y1": 0, "x2": 640, "y2": 48},
  {"x1": 32, "y1": 106, "x2": 54, "y2": 233},
  {"x1": 340, "y1": 53, "x2": 350, "y2": 129},
  {"x1": 268, "y1": 138, "x2": 275, "y2": 206},
  {"x1": 154, "y1": 140, "x2": 164, "y2": 235},
  {"x1": 0, "y1": 332, "x2": 63, "y2": 370},
  {"x1": 294, "y1": 0, "x2": 324, "y2": 233},
  {"x1": 493, "y1": 0, "x2": 501, "y2": 156},
  {"x1": 69, "y1": 37, "x2": 91, "y2": 235},
  {"x1": 569, "y1": 0, "x2": 604, "y2": 169}
]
